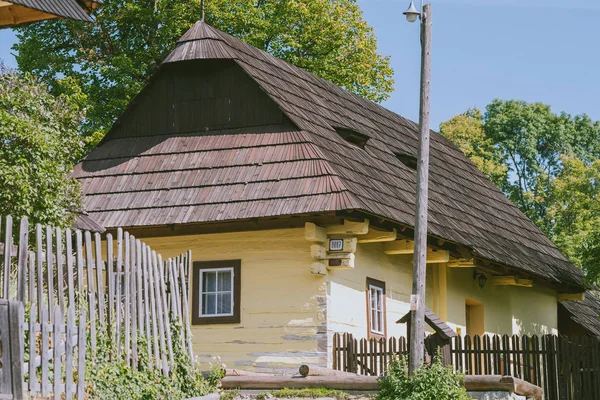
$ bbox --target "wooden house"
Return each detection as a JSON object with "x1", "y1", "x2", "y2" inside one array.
[{"x1": 73, "y1": 21, "x2": 588, "y2": 371}]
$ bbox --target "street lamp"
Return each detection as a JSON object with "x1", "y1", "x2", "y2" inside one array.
[
  {"x1": 403, "y1": 0, "x2": 420, "y2": 23},
  {"x1": 405, "y1": 0, "x2": 433, "y2": 376}
]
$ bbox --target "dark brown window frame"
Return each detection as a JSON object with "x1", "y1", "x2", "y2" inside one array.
[
  {"x1": 366, "y1": 277, "x2": 387, "y2": 339},
  {"x1": 192, "y1": 260, "x2": 241, "y2": 325}
]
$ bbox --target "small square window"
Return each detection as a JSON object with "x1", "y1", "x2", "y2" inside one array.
[
  {"x1": 366, "y1": 277, "x2": 386, "y2": 338},
  {"x1": 192, "y1": 260, "x2": 241, "y2": 325}
]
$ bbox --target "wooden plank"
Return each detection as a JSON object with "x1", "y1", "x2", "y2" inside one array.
[
  {"x1": 107, "y1": 233, "x2": 114, "y2": 343},
  {"x1": 41, "y1": 305, "x2": 49, "y2": 397},
  {"x1": 149, "y1": 250, "x2": 160, "y2": 368},
  {"x1": 180, "y1": 250, "x2": 193, "y2": 358},
  {"x1": 3, "y1": 215, "x2": 12, "y2": 299},
  {"x1": 65, "y1": 229, "x2": 75, "y2": 309},
  {"x1": 16, "y1": 217, "x2": 28, "y2": 302},
  {"x1": 85, "y1": 231, "x2": 97, "y2": 354},
  {"x1": 53, "y1": 306, "x2": 63, "y2": 400},
  {"x1": 130, "y1": 235, "x2": 138, "y2": 369},
  {"x1": 159, "y1": 255, "x2": 174, "y2": 370},
  {"x1": 77, "y1": 307, "x2": 86, "y2": 400},
  {"x1": 36, "y1": 224, "x2": 44, "y2": 316},
  {"x1": 141, "y1": 244, "x2": 152, "y2": 360},
  {"x1": 75, "y1": 231, "x2": 84, "y2": 305},
  {"x1": 65, "y1": 306, "x2": 75, "y2": 400},
  {"x1": 136, "y1": 240, "x2": 144, "y2": 338},
  {"x1": 13, "y1": 301, "x2": 25, "y2": 400},
  {"x1": 95, "y1": 233, "x2": 106, "y2": 330},
  {"x1": 56, "y1": 227, "x2": 65, "y2": 314},
  {"x1": 116, "y1": 228, "x2": 123, "y2": 360},
  {"x1": 28, "y1": 304, "x2": 38, "y2": 396},
  {"x1": 46, "y1": 226, "x2": 55, "y2": 321},
  {"x1": 153, "y1": 252, "x2": 169, "y2": 375},
  {"x1": 124, "y1": 231, "x2": 131, "y2": 364}
]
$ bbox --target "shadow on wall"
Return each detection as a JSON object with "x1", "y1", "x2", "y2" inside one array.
[{"x1": 513, "y1": 318, "x2": 551, "y2": 337}]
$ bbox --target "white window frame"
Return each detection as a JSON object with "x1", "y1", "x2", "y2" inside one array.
[
  {"x1": 199, "y1": 267, "x2": 235, "y2": 318},
  {"x1": 369, "y1": 284, "x2": 385, "y2": 336}
]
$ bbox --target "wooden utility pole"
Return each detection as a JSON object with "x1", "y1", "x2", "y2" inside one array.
[{"x1": 409, "y1": 2, "x2": 432, "y2": 375}]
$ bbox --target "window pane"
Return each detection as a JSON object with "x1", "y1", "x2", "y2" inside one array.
[
  {"x1": 202, "y1": 293, "x2": 216, "y2": 315},
  {"x1": 372, "y1": 310, "x2": 378, "y2": 332},
  {"x1": 217, "y1": 292, "x2": 232, "y2": 314},
  {"x1": 218, "y1": 270, "x2": 232, "y2": 291},
  {"x1": 203, "y1": 272, "x2": 216, "y2": 292}
]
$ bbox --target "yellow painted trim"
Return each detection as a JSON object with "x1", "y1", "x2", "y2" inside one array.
[
  {"x1": 448, "y1": 260, "x2": 475, "y2": 268},
  {"x1": 305, "y1": 222, "x2": 327, "y2": 242},
  {"x1": 357, "y1": 228, "x2": 397, "y2": 243},
  {"x1": 326, "y1": 219, "x2": 369, "y2": 235},
  {"x1": 558, "y1": 293, "x2": 585, "y2": 301},
  {"x1": 491, "y1": 276, "x2": 533, "y2": 287},
  {"x1": 426, "y1": 249, "x2": 450, "y2": 264},
  {"x1": 310, "y1": 262, "x2": 327, "y2": 276},
  {"x1": 383, "y1": 240, "x2": 414, "y2": 255}
]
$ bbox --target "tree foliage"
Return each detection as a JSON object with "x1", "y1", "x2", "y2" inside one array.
[
  {"x1": 0, "y1": 67, "x2": 87, "y2": 227},
  {"x1": 14, "y1": 0, "x2": 394, "y2": 138},
  {"x1": 441, "y1": 99, "x2": 600, "y2": 283}
]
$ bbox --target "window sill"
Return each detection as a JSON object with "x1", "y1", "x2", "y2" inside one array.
[{"x1": 192, "y1": 315, "x2": 240, "y2": 325}]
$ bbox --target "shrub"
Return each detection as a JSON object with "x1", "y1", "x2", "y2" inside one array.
[
  {"x1": 85, "y1": 321, "x2": 223, "y2": 400},
  {"x1": 378, "y1": 353, "x2": 469, "y2": 400}
]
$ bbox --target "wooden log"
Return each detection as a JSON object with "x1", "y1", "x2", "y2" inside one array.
[
  {"x1": 298, "y1": 365, "x2": 358, "y2": 377},
  {"x1": 107, "y1": 233, "x2": 114, "y2": 342},
  {"x1": 180, "y1": 250, "x2": 193, "y2": 359},
  {"x1": 463, "y1": 375, "x2": 543, "y2": 400},
  {"x1": 75, "y1": 231, "x2": 84, "y2": 303},
  {"x1": 41, "y1": 305, "x2": 49, "y2": 397},
  {"x1": 16, "y1": 217, "x2": 28, "y2": 302},
  {"x1": 94, "y1": 233, "x2": 105, "y2": 329},
  {"x1": 225, "y1": 369, "x2": 277, "y2": 377},
  {"x1": 220, "y1": 376, "x2": 380, "y2": 391},
  {"x1": 158, "y1": 255, "x2": 174, "y2": 371},
  {"x1": 141, "y1": 243, "x2": 152, "y2": 362},
  {"x1": 66, "y1": 228, "x2": 75, "y2": 309},
  {"x1": 124, "y1": 232, "x2": 131, "y2": 364},
  {"x1": 36, "y1": 224, "x2": 44, "y2": 315},
  {"x1": 152, "y1": 252, "x2": 168, "y2": 374}
]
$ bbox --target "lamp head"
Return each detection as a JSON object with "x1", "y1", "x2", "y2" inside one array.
[
  {"x1": 473, "y1": 271, "x2": 488, "y2": 289},
  {"x1": 403, "y1": 0, "x2": 420, "y2": 23}
]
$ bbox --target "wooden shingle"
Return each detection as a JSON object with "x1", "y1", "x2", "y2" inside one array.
[{"x1": 74, "y1": 21, "x2": 586, "y2": 289}]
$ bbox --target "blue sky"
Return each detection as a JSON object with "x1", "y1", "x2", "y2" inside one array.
[{"x1": 1, "y1": 0, "x2": 599, "y2": 129}]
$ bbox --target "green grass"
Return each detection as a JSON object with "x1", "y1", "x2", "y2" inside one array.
[
  {"x1": 255, "y1": 388, "x2": 352, "y2": 399},
  {"x1": 220, "y1": 389, "x2": 239, "y2": 400}
]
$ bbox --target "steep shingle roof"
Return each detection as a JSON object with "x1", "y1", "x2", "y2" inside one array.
[{"x1": 74, "y1": 21, "x2": 585, "y2": 289}]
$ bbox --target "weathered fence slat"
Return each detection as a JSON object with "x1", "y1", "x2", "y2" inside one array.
[{"x1": 0, "y1": 214, "x2": 193, "y2": 399}]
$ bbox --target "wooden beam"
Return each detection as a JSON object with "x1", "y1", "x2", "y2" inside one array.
[
  {"x1": 221, "y1": 375, "x2": 379, "y2": 391},
  {"x1": 490, "y1": 276, "x2": 533, "y2": 288},
  {"x1": 0, "y1": 5, "x2": 57, "y2": 26},
  {"x1": 326, "y1": 219, "x2": 369, "y2": 235},
  {"x1": 448, "y1": 260, "x2": 475, "y2": 268},
  {"x1": 383, "y1": 240, "x2": 414, "y2": 255},
  {"x1": 426, "y1": 249, "x2": 450, "y2": 264},
  {"x1": 327, "y1": 238, "x2": 357, "y2": 253},
  {"x1": 357, "y1": 228, "x2": 397, "y2": 243},
  {"x1": 558, "y1": 293, "x2": 585, "y2": 301},
  {"x1": 305, "y1": 222, "x2": 327, "y2": 243}
]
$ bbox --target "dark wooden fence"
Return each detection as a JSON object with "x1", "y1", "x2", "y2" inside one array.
[{"x1": 333, "y1": 332, "x2": 600, "y2": 400}]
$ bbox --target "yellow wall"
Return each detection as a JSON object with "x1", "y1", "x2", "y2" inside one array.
[
  {"x1": 137, "y1": 227, "x2": 559, "y2": 371},
  {"x1": 140, "y1": 228, "x2": 328, "y2": 372},
  {"x1": 446, "y1": 267, "x2": 558, "y2": 336}
]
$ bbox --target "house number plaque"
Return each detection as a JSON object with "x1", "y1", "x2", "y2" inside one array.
[{"x1": 329, "y1": 239, "x2": 344, "y2": 251}]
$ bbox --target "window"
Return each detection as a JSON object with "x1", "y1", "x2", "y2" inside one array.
[
  {"x1": 395, "y1": 152, "x2": 418, "y2": 170},
  {"x1": 192, "y1": 260, "x2": 241, "y2": 324},
  {"x1": 335, "y1": 127, "x2": 369, "y2": 149},
  {"x1": 366, "y1": 277, "x2": 386, "y2": 338}
]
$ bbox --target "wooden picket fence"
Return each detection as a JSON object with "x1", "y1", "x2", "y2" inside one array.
[
  {"x1": 0, "y1": 215, "x2": 193, "y2": 399},
  {"x1": 333, "y1": 332, "x2": 600, "y2": 400}
]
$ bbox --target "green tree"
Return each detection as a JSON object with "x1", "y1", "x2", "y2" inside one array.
[
  {"x1": 0, "y1": 67, "x2": 88, "y2": 227},
  {"x1": 547, "y1": 156, "x2": 600, "y2": 282},
  {"x1": 441, "y1": 99, "x2": 600, "y2": 283},
  {"x1": 14, "y1": 0, "x2": 394, "y2": 139},
  {"x1": 439, "y1": 108, "x2": 507, "y2": 187}
]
